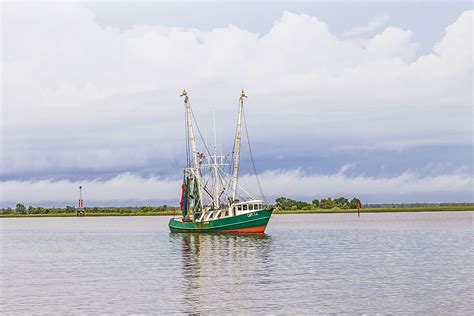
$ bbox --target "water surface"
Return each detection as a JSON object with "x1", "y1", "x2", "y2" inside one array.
[{"x1": 1, "y1": 212, "x2": 473, "y2": 314}]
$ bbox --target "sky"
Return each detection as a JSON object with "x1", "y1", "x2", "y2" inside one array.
[{"x1": 1, "y1": 1, "x2": 473, "y2": 207}]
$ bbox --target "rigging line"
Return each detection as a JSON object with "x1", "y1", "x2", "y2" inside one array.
[
  {"x1": 199, "y1": 170, "x2": 213, "y2": 200},
  {"x1": 201, "y1": 185, "x2": 214, "y2": 202},
  {"x1": 222, "y1": 166, "x2": 234, "y2": 198},
  {"x1": 202, "y1": 174, "x2": 211, "y2": 190},
  {"x1": 222, "y1": 155, "x2": 233, "y2": 186},
  {"x1": 242, "y1": 107, "x2": 267, "y2": 203},
  {"x1": 217, "y1": 168, "x2": 231, "y2": 195},
  {"x1": 199, "y1": 165, "x2": 216, "y2": 201},
  {"x1": 189, "y1": 106, "x2": 213, "y2": 157},
  {"x1": 226, "y1": 155, "x2": 236, "y2": 195},
  {"x1": 214, "y1": 163, "x2": 225, "y2": 187},
  {"x1": 217, "y1": 169, "x2": 233, "y2": 204},
  {"x1": 236, "y1": 182, "x2": 255, "y2": 200}
]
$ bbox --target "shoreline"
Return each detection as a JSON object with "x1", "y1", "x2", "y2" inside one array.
[{"x1": 1, "y1": 206, "x2": 473, "y2": 218}]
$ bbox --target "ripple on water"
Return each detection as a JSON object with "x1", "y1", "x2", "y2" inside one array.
[{"x1": 1, "y1": 212, "x2": 473, "y2": 314}]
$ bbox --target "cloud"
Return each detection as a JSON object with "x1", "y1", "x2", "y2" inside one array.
[
  {"x1": 344, "y1": 15, "x2": 390, "y2": 37},
  {"x1": 0, "y1": 173, "x2": 181, "y2": 207},
  {"x1": 241, "y1": 169, "x2": 473, "y2": 203},
  {"x1": 1, "y1": 4, "x2": 473, "y2": 181},
  {"x1": 1, "y1": 169, "x2": 472, "y2": 207}
]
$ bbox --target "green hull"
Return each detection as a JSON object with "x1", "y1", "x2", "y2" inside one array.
[{"x1": 169, "y1": 209, "x2": 273, "y2": 233}]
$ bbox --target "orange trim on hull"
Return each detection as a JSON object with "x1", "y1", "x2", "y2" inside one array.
[{"x1": 220, "y1": 225, "x2": 267, "y2": 233}]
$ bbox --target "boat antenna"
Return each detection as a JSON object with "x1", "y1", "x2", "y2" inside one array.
[{"x1": 213, "y1": 109, "x2": 217, "y2": 155}]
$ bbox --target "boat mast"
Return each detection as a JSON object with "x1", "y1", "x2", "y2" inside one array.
[
  {"x1": 231, "y1": 89, "x2": 246, "y2": 202},
  {"x1": 181, "y1": 89, "x2": 203, "y2": 211}
]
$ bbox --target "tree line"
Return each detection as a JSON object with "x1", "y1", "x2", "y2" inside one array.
[
  {"x1": 364, "y1": 202, "x2": 474, "y2": 208},
  {"x1": 275, "y1": 197, "x2": 362, "y2": 210},
  {"x1": 0, "y1": 204, "x2": 177, "y2": 215},
  {"x1": 2, "y1": 201, "x2": 472, "y2": 215}
]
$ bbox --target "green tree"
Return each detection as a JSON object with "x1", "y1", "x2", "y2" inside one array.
[
  {"x1": 295, "y1": 201, "x2": 310, "y2": 209},
  {"x1": 27, "y1": 206, "x2": 36, "y2": 214},
  {"x1": 275, "y1": 197, "x2": 297, "y2": 210},
  {"x1": 311, "y1": 199, "x2": 320, "y2": 208},
  {"x1": 15, "y1": 203, "x2": 27, "y2": 214},
  {"x1": 350, "y1": 198, "x2": 362, "y2": 209},
  {"x1": 65, "y1": 206, "x2": 75, "y2": 213},
  {"x1": 1, "y1": 208, "x2": 14, "y2": 215},
  {"x1": 334, "y1": 197, "x2": 350, "y2": 209},
  {"x1": 320, "y1": 198, "x2": 335, "y2": 209},
  {"x1": 141, "y1": 206, "x2": 155, "y2": 212}
]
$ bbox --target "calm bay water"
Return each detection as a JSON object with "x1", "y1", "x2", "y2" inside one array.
[{"x1": 1, "y1": 212, "x2": 473, "y2": 314}]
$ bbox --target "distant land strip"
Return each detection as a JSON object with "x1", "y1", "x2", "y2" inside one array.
[{"x1": 1, "y1": 205, "x2": 473, "y2": 218}]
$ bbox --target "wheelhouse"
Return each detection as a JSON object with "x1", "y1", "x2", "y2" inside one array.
[{"x1": 192, "y1": 199, "x2": 266, "y2": 222}]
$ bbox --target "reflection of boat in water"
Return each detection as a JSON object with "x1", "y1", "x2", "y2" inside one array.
[
  {"x1": 169, "y1": 89, "x2": 273, "y2": 233},
  {"x1": 171, "y1": 232, "x2": 272, "y2": 314}
]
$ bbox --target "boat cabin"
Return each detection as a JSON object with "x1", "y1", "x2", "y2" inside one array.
[
  {"x1": 231, "y1": 200, "x2": 265, "y2": 216},
  {"x1": 195, "y1": 199, "x2": 265, "y2": 222}
]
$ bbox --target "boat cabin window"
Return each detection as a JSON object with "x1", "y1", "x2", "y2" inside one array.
[
  {"x1": 238, "y1": 205, "x2": 242, "y2": 211},
  {"x1": 249, "y1": 204, "x2": 253, "y2": 210},
  {"x1": 243, "y1": 205, "x2": 247, "y2": 211},
  {"x1": 254, "y1": 204, "x2": 259, "y2": 210}
]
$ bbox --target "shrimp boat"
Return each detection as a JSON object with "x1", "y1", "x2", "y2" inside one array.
[{"x1": 169, "y1": 89, "x2": 273, "y2": 233}]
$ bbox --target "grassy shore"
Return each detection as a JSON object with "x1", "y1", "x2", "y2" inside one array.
[
  {"x1": 274, "y1": 205, "x2": 474, "y2": 214},
  {"x1": 0, "y1": 211, "x2": 181, "y2": 218},
  {"x1": 1, "y1": 205, "x2": 473, "y2": 218}
]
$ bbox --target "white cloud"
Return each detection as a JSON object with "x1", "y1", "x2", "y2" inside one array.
[
  {"x1": 0, "y1": 173, "x2": 181, "y2": 205},
  {"x1": 1, "y1": 169, "x2": 472, "y2": 206},
  {"x1": 366, "y1": 27, "x2": 419, "y2": 61},
  {"x1": 241, "y1": 169, "x2": 473, "y2": 202},
  {"x1": 1, "y1": 4, "x2": 473, "y2": 177},
  {"x1": 344, "y1": 15, "x2": 390, "y2": 37}
]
